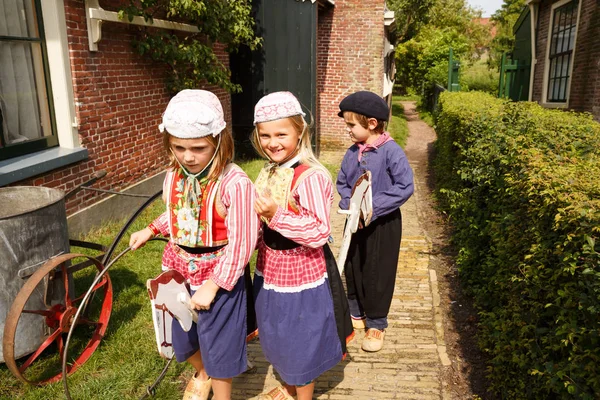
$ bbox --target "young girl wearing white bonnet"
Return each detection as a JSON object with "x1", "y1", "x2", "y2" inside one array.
[
  {"x1": 251, "y1": 91, "x2": 353, "y2": 400},
  {"x1": 129, "y1": 89, "x2": 259, "y2": 400}
]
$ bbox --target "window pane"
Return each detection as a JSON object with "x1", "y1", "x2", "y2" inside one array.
[
  {"x1": 0, "y1": 0, "x2": 40, "y2": 38},
  {"x1": 553, "y1": 9, "x2": 560, "y2": 35},
  {"x1": 560, "y1": 78, "x2": 568, "y2": 100},
  {"x1": 567, "y1": 28, "x2": 576, "y2": 50},
  {"x1": 559, "y1": 10, "x2": 567, "y2": 53},
  {"x1": 0, "y1": 41, "x2": 51, "y2": 147},
  {"x1": 550, "y1": 58, "x2": 559, "y2": 78},
  {"x1": 0, "y1": 0, "x2": 53, "y2": 151},
  {"x1": 551, "y1": 32, "x2": 559, "y2": 56},
  {"x1": 561, "y1": 54, "x2": 570, "y2": 76}
]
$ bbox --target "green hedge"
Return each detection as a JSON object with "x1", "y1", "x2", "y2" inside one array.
[{"x1": 434, "y1": 92, "x2": 600, "y2": 399}]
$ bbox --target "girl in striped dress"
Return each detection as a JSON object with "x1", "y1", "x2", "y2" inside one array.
[
  {"x1": 251, "y1": 92, "x2": 353, "y2": 400},
  {"x1": 129, "y1": 90, "x2": 259, "y2": 400}
]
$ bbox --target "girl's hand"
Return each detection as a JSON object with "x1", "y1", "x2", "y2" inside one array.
[
  {"x1": 190, "y1": 280, "x2": 220, "y2": 311},
  {"x1": 129, "y1": 228, "x2": 154, "y2": 250},
  {"x1": 254, "y1": 192, "x2": 278, "y2": 220}
]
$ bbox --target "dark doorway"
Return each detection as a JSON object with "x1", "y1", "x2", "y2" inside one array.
[{"x1": 230, "y1": 0, "x2": 318, "y2": 159}]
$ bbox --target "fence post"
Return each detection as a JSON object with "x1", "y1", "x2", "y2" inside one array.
[
  {"x1": 447, "y1": 48, "x2": 454, "y2": 92},
  {"x1": 498, "y1": 53, "x2": 506, "y2": 98},
  {"x1": 447, "y1": 47, "x2": 461, "y2": 92}
]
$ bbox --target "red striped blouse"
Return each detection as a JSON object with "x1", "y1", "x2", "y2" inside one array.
[{"x1": 152, "y1": 165, "x2": 259, "y2": 290}]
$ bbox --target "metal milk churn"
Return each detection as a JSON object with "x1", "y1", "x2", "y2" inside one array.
[{"x1": 0, "y1": 186, "x2": 69, "y2": 362}]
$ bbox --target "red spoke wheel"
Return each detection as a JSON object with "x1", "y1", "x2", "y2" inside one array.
[{"x1": 2, "y1": 253, "x2": 112, "y2": 385}]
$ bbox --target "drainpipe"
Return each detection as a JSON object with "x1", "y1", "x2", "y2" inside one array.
[{"x1": 526, "y1": 0, "x2": 540, "y2": 101}]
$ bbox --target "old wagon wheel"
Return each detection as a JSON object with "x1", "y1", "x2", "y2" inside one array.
[
  {"x1": 62, "y1": 190, "x2": 165, "y2": 400},
  {"x1": 2, "y1": 253, "x2": 112, "y2": 385}
]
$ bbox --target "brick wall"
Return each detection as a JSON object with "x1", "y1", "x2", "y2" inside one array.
[
  {"x1": 317, "y1": 1, "x2": 385, "y2": 150},
  {"x1": 531, "y1": 0, "x2": 600, "y2": 121},
  {"x1": 15, "y1": 0, "x2": 231, "y2": 214}
]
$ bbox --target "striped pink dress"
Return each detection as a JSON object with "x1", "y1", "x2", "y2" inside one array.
[{"x1": 151, "y1": 163, "x2": 259, "y2": 378}]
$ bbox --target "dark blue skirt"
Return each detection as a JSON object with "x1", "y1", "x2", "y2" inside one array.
[
  {"x1": 253, "y1": 274, "x2": 342, "y2": 385},
  {"x1": 171, "y1": 276, "x2": 248, "y2": 379}
]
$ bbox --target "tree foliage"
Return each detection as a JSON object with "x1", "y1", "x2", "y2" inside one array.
[
  {"x1": 119, "y1": 0, "x2": 261, "y2": 94},
  {"x1": 387, "y1": 0, "x2": 436, "y2": 43},
  {"x1": 395, "y1": 26, "x2": 470, "y2": 92},
  {"x1": 393, "y1": 0, "x2": 491, "y2": 94},
  {"x1": 488, "y1": 0, "x2": 527, "y2": 69}
]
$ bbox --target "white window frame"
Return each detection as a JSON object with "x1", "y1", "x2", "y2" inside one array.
[
  {"x1": 541, "y1": 0, "x2": 582, "y2": 108},
  {"x1": 40, "y1": 0, "x2": 79, "y2": 148}
]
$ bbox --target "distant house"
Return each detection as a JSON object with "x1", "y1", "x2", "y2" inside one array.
[
  {"x1": 0, "y1": 0, "x2": 394, "y2": 232},
  {"x1": 509, "y1": 0, "x2": 599, "y2": 120},
  {"x1": 473, "y1": 17, "x2": 498, "y2": 41}
]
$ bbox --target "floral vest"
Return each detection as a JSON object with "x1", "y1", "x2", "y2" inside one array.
[
  {"x1": 165, "y1": 168, "x2": 228, "y2": 247},
  {"x1": 254, "y1": 163, "x2": 311, "y2": 218}
]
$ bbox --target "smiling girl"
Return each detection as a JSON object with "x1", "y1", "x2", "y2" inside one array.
[
  {"x1": 250, "y1": 91, "x2": 353, "y2": 400},
  {"x1": 129, "y1": 90, "x2": 259, "y2": 400}
]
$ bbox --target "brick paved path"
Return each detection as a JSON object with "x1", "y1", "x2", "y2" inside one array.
[{"x1": 233, "y1": 103, "x2": 449, "y2": 399}]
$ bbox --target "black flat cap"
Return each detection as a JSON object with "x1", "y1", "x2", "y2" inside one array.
[{"x1": 338, "y1": 91, "x2": 390, "y2": 121}]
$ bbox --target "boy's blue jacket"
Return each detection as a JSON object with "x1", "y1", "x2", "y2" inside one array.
[{"x1": 336, "y1": 137, "x2": 414, "y2": 222}]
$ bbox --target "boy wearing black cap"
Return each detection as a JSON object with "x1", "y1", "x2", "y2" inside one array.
[{"x1": 336, "y1": 91, "x2": 414, "y2": 352}]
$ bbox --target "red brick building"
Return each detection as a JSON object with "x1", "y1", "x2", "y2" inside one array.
[
  {"x1": 0, "y1": 0, "x2": 394, "y2": 230},
  {"x1": 515, "y1": 0, "x2": 599, "y2": 120},
  {"x1": 317, "y1": 1, "x2": 396, "y2": 148}
]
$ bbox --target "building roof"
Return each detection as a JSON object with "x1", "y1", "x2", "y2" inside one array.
[
  {"x1": 513, "y1": 6, "x2": 530, "y2": 34},
  {"x1": 473, "y1": 17, "x2": 498, "y2": 39}
]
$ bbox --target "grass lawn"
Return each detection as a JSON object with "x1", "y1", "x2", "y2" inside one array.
[
  {"x1": 416, "y1": 108, "x2": 435, "y2": 127},
  {"x1": 392, "y1": 93, "x2": 435, "y2": 129},
  {"x1": 0, "y1": 199, "x2": 188, "y2": 400},
  {"x1": 0, "y1": 102, "x2": 408, "y2": 398},
  {"x1": 390, "y1": 97, "x2": 409, "y2": 147}
]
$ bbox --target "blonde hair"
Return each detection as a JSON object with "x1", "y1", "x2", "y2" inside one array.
[
  {"x1": 343, "y1": 111, "x2": 386, "y2": 133},
  {"x1": 163, "y1": 128, "x2": 234, "y2": 181},
  {"x1": 251, "y1": 115, "x2": 331, "y2": 180}
]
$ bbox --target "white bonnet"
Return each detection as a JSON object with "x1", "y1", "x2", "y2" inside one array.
[
  {"x1": 253, "y1": 91, "x2": 306, "y2": 125},
  {"x1": 159, "y1": 89, "x2": 226, "y2": 138}
]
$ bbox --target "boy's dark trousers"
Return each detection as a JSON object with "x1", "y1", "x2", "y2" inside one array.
[{"x1": 344, "y1": 209, "x2": 402, "y2": 325}]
